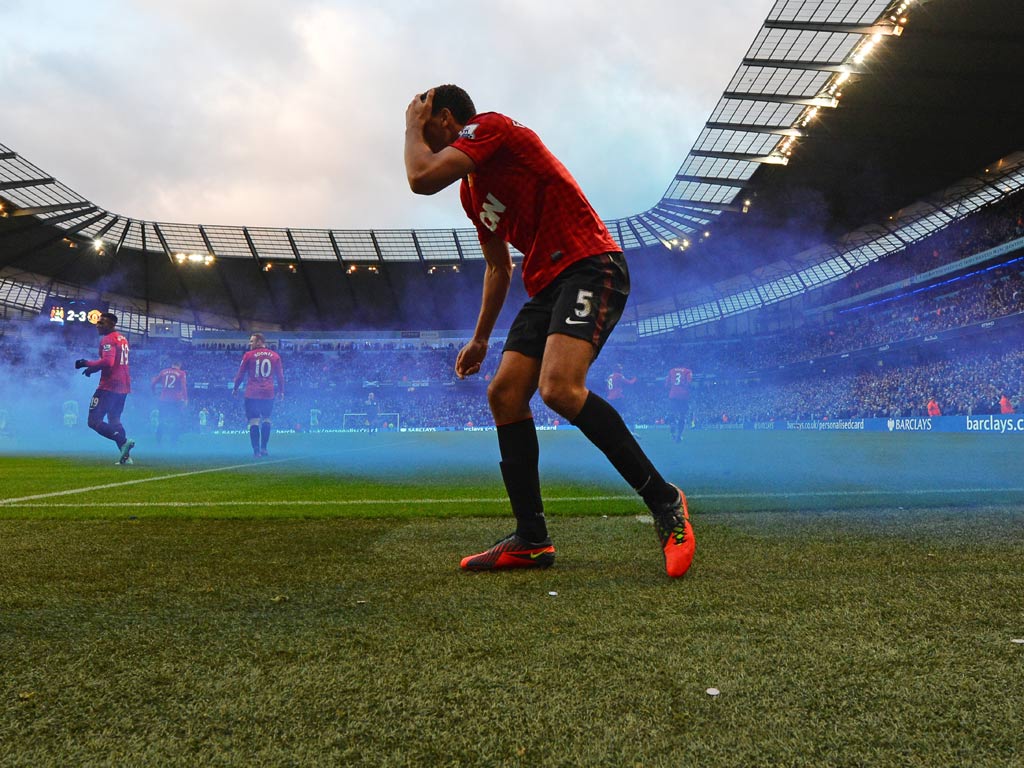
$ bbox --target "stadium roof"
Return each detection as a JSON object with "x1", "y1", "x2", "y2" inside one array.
[{"x1": 1, "y1": 0, "x2": 1022, "y2": 334}]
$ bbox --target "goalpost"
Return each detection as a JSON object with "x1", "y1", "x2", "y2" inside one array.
[{"x1": 342, "y1": 412, "x2": 401, "y2": 431}]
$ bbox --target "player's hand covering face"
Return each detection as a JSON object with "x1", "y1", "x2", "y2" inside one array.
[{"x1": 406, "y1": 89, "x2": 434, "y2": 138}]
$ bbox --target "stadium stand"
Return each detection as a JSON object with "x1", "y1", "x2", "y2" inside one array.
[{"x1": 1, "y1": 1, "x2": 1022, "y2": 440}]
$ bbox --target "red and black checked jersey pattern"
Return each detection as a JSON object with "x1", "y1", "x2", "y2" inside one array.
[
  {"x1": 666, "y1": 366, "x2": 693, "y2": 400},
  {"x1": 152, "y1": 367, "x2": 188, "y2": 402},
  {"x1": 234, "y1": 348, "x2": 284, "y2": 400},
  {"x1": 87, "y1": 331, "x2": 131, "y2": 394},
  {"x1": 454, "y1": 112, "x2": 620, "y2": 297}
]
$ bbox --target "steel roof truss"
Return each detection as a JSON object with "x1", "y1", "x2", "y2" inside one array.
[
  {"x1": 672, "y1": 173, "x2": 751, "y2": 187},
  {"x1": 763, "y1": 20, "x2": 902, "y2": 36},
  {"x1": 722, "y1": 92, "x2": 838, "y2": 108},
  {"x1": 690, "y1": 149, "x2": 789, "y2": 165},
  {"x1": 0, "y1": 178, "x2": 55, "y2": 192},
  {"x1": 740, "y1": 58, "x2": 864, "y2": 75},
  {"x1": 12, "y1": 201, "x2": 93, "y2": 217},
  {"x1": 705, "y1": 122, "x2": 805, "y2": 137}
]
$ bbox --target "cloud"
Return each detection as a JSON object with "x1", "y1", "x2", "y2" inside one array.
[{"x1": 0, "y1": 0, "x2": 773, "y2": 229}]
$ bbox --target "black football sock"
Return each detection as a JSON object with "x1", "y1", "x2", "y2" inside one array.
[
  {"x1": 260, "y1": 422, "x2": 271, "y2": 451},
  {"x1": 111, "y1": 426, "x2": 127, "y2": 449},
  {"x1": 496, "y1": 418, "x2": 547, "y2": 542},
  {"x1": 249, "y1": 425, "x2": 260, "y2": 454},
  {"x1": 571, "y1": 391, "x2": 677, "y2": 509}
]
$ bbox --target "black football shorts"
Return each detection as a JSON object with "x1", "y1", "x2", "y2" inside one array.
[
  {"x1": 503, "y1": 252, "x2": 630, "y2": 361},
  {"x1": 89, "y1": 389, "x2": 127, "y2": 422},
  {"x1": 244, "y1": 397, "x2": 275, "y2": 420}
]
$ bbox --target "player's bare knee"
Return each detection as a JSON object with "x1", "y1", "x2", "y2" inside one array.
[
  {"x1": 487, "y1": 377, "x2": 509, "y2": 410},
  {"x1": 538, "y1": 379, "x2": 585, "y2": 417},
  {"x1": 487, "y1": 378, "x2": 527, "y2": 421}
]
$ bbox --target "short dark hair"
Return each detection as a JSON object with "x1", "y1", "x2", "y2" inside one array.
[
  {"x1": 100, "y1": 312, "x2": 118, "y2": 325},
  {"x1": 429, "y1": 85, "x2": 476, "y2": 124}
]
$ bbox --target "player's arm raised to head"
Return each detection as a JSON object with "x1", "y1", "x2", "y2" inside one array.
[
  {"x1": 405, "y1": 145, "x2": 475, "y2": 196},
  {"x1": 404, "y1": 90, "x2": 475, "y2": 195}
]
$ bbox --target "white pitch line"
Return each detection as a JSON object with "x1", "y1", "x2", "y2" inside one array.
[
  {"x1": 2, "y1": 487, "x2": 1023, "y2": 509},
  {"x1": 0, "y1": 495, "x2": 631, "y2": 508},
  {"x1": 0, "y1": 457, "x2": 301, "y2": 505},
  {"x1": 0, "y1": 438, "x2": 415, "y2": 507}
]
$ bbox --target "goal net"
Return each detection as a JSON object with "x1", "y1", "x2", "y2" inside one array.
[{"x1": 342, "y1": 412, "x2": 401, "y2": 431}]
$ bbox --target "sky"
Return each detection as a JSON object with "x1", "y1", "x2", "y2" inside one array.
[{"x1": 0, "y1": 0, "x2": 774, "y2": 231}]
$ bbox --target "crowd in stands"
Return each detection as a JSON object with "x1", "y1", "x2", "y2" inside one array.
[
  {"x1": 818, "y1": 192, "x2": 1024, "y2": 301},
  {"x1": 687, "y1": 349, "x2": 1023, "y2": 424},
  {"x1": 1, "y1": 313, "x2": 1019, "y2": 436},
  {"x1": 733, "y1": 263, "x2": 1024, "y2": 370},
  {"x1": 2, "y1": 195, "x2": 1021, "y2": 436}
]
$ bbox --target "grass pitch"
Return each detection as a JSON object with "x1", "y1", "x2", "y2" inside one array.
[{"x1": 1, "y1": 430, "x2": 1023, "y2": 766}]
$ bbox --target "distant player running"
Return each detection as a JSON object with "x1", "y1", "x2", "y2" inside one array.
[
  {"x1": 232, "y1": 333, "x2": 284, "y2": 458},
  {"x1": 405, "y1": 85, "x2": 694, "y2": 577},
  {"x1": 666, "y1": 364, "x2": 693, "y2": 443},
  {"x1": 606, "y1": 363, "x2": 636, "y2": 403},
  {"x1": 74, "y1": 312, "x2": 135, "y2": 464}
]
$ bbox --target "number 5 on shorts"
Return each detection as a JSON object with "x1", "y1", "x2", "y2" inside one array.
[{"x1": 574, "y1": 289, "x2": 593, "y2": 319}]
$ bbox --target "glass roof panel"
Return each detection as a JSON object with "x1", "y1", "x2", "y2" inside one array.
[
  {"x1": 616, "y1": 221, "x2": 643, "y2": 250},
  {"x1": 331, "y1": 231, "x2": 379, "y2": 262},
  {"x1": 246, "y1": 227, "x2": 294, "y2": 260},
  {"x1": 769, "y1": 1, "x2": 889, "y2": 25},
  {"x1": 142, "y1": 223, "x2": 161, "y2": 253},
  {"x1": 413, "y1": 229, "x2": 462, "y2": 262},
  {"x1": 203, "y1": 225, "x2": 255, "y2": 259},
  {"x1": 648, "y1": 210, "x2": 700, "y2": 234},
  {"x1": 636, "y1": 215, "x2": 675, "y2": 242},
  {"x1": 455, "y1": 229, "x2": 485, "y2": 259},
  {"x1": 81, "y1": 216, "x2": 127, "y2": 243},
  {"x1": 119, "y1": 220, "x2": 144, "y2": 251},
  {"x1": 289, "y1": 228, "x2": 337, "y2": 262},
  {"x1": 158, "y1": 222, "x2": 210, "y2": 255},
  {"x1": 374, "y1": 230, "x2": 420, "y2": 262}
]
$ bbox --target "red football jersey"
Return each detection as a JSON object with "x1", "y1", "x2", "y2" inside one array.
[
  {"x1": 86, "y1": 331, "x2": 131, "y2": 394},
  {"x1": 606, "y1": 371, "x2": 635, "y2": 401},
  {"x1": 152, "y1": 367, "x2": 188, "y2": 402},
  {"x1": 666, "y1": 367, "x2": 692, "y2": 400},
  {"x1": 454, "y1": 112, "x2": 620, "y2": 296},
  {"x1": 234, "y1": 348, "x2": 284, "y2": 400}
]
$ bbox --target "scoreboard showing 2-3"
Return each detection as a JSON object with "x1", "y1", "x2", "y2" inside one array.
[{"x1": 41, "y1": 297, "x2": 109, "y2": 336}]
